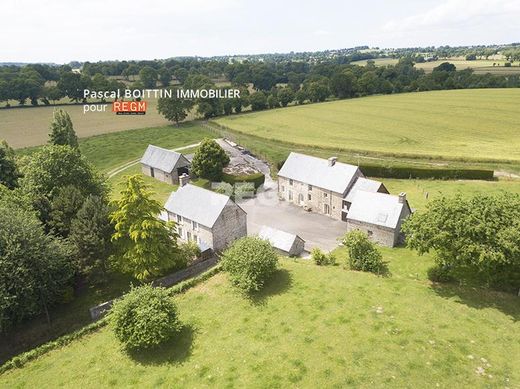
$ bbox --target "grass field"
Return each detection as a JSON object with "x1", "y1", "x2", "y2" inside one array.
[
  {"x1": 351, "y1": 58, "x2": 520, "y2": 74},
  {"x1": 0, "y1": 98, "x2": 175, "y2": 149},
  {"x1": 214, "y1": 89, "x2": 520, "y2": 163},
  {"x1": 1, "y1": 251, "x2": 518, "y2": 388}
]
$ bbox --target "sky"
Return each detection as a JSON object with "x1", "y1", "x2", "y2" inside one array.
[{"x1": 1, "y1": 0, "x2": 519, "y2": 63}]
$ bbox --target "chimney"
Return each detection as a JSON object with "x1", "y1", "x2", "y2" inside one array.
[
  {"x1": 398, "y1": 192, "x2": 406, "y2": 204},
  {"x1": 179, "y1": 173, "x2": 190, "y2": 187},
  {"x1": 328, "y1": 157, "x2": 337, "y2": 167}
]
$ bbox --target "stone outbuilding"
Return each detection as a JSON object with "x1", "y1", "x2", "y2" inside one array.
[
  {"x1": 164, "y1": 184, "x2": 247, "y2": 252},
  {"x1": 346, "y1": 191, "x2": 411, "y2": 247},
  {"x1": 141, "y1": 144, "x2": 191, "y2": 185},
  {"x1": 258, "y1": 225, "x2": 306, "y2": 257}
]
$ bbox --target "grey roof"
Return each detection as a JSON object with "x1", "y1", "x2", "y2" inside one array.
[
  {"x1": 164, "y1": 184, "x2": 232, "y2": 228},
  {"x1": 278, "y1": 152, "x2": 360, "y2": 194},
  {"x1": 258, "y1": 225, "x2": 303, "y2": 253},
  {"x1": 347, "y1": 191, "x2": 406, "y2": 229},
  {"x1": 141, "y1": 145, "x2": 188, "y2": 173},
  {"x1": 344, "y1": 177, "x2": 384, "y2": 203}
]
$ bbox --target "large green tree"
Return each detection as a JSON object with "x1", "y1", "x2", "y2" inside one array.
[
  {"x1": 157, "y1": 90, "x2": 193, "y2": 125},
  {"x1": 110, "y1": 175, "x2": 182, "y2": 281},
  {"x1": 139, "y1": 66, "x2": 158, "y2": 89},
  {"x1": 0, "y1": 140, "x2": 20, "y2": 189},
  {"x1": 48, "y1": 109, "x2": 79, "y2": 148},
  {"x1": 69, "y1": 195, "x2": 114, "y2": 282},
  {"x1": 0, "y1": 201, "x2": 73, "y2": 332},
  {"x1": 191, "y1": 138, "x2": 230, "y2": 181},
  {"x1": 402, "y1": 194, "x2": 520, "y2": 291},
  {"x1": 48, "y1": 185, "x2": 85, "y2": 238}
]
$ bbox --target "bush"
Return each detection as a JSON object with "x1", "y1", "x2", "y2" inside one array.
[
  {"x1": 359, "y1": 164, "x2": 494, "y2": 180},
  {"x1": 342, "y1": 230, "x2": 385, "y2": 274},
  {"x1": 213, "y1": 182, "x2": 234, "y2": 196},
  {"x1": 221, "y1": 236, "x2": 278, "y2": 293},
  {"x1": 222, "y1": 172, "x2": 265, "y2": 189},
  {"x1": 234, "y1": 182, "x2": 255, "y2": 199},
  {"x1": 427, "y1": 265, "x2": 454, "y2": 283},
  {"x1": 191, "y1": 138, "x2": 230, "y2": 181},
  {"x1": 178, "y1": 240, "x2": 202, "y2": 266},
  {"x1": 110, "y1": 285, "x2": 181, "y2": 350},
  {"x1": 311, "y1": 247, "x2": 336, "y2": 266}
]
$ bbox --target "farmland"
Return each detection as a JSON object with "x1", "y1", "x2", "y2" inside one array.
[
  {"x1": 0, "y1": 98, "x2": 172, "y2": 149},
  {"x1": 214, "y1": 89, "x2": 520, "y2": 163},
  {"x1": 351, "y1": 58, "x2": 520, "y2": 74},
  {"x1": 1, "y1": 253, "x2": 518, "y2": 388}
]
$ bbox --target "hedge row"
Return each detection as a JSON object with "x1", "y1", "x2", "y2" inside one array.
[
  {"x1": 359, "y1": 165, "x2": 494, "y2": 180},
  {"x1": 222, "y1": 172, "x2": 266, "y2": 188},
  {"x1": 0, "y1": 264, "x2": 222, "y2": 374}
]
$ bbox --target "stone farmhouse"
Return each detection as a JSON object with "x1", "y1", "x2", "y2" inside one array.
[
  {"x1": 278, "y1": 152, "x2": 409, "y2": 247},
  {"x1": 258, "y1": 225, "x2": 305, "y2": 257},
  {"x1": 346, "y1": 191, "x2": 411, "y2": 247},
  {"x1": 141, "y1": 144, "x2": 191, "y2": 185},
  {"x1": 164, "y1": 183, "x2": 247, "y2": 252}
]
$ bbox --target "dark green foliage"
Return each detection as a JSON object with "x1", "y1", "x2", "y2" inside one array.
[
  {"x1": 0, "y1": 203, "x2": 74, "y2": 333},
  {"x1": 222, "y1": 172, "x2": 265, "y2": 189},
  {"x1": 358, "y1": 164, "x2": 494, "y2": 180},
  {"x1": 110, "y1": 285, "x2": 181, "y2": 351},
  {"x1": 221, "y1": 237, "x2": 278, "y2": 293},
  {"x1": 191, "y1": 139, "x2": 230, "y2": 181},
  {"x1": 427, "y1": 265, "x2": 454, "y2": 283},
  {"x1": 250, "y1": 91, "x2": 267, "y2": 111},
  {"x1": 0, "y1": 140, "x2": 20, "y2": 189},
  {"x1": 20, "y1": 145, "x2": 106, "y2": 202},
  {"x1": 48, "y1": 185, "x2": 85, "y2": 238},
  {"x1": 402, "y1": 194, "x2": 520, "y2": 291},
  {"x1": 342, "y1": 230, "x2": 385, "y2": 274},
  {"x1": 311, "y1": 248, "x2": 336, "y2": 266},
  {"x1": 69, "y1": 195, "x2": 114, "y2": 281},
  {"x1": 157, "y1": 90, "x2": 193, "y2": 125}
]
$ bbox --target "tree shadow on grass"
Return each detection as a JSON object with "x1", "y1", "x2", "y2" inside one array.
[
  {"x1": 248, "y1": 268, "x2": 293, "y2": 306},
  {"x1": 127, "y1": 324, "x2": 195, "y2": 366},
  {"x1": 430, "y1": 283, "x2": 520, "y2": 322}
]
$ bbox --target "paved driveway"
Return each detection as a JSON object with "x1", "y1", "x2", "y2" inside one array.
[{"x1": 237, "y1": 187, "x2": 347, "y2": 252}]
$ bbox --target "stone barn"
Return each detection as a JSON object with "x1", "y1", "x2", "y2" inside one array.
[
  {"x1": 346, "y1": 191, "x2": 411, "y2": 247},
  {"x1": 141, "y1": 144, "x2": 191, "y2": 185},
  {"x1": 164, "y1": 184, "x2": 247, "y2": 252},
  {"x1": 258, "y1": 225, "x2": 305, "y2": 257}
]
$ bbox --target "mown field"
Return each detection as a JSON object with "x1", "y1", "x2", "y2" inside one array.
[
  {"x1": 214, "y1": 89, "x2": 520, "y2": 163},
  {"x1": 0, "y1": 98, "x2": 172, "y2": 149},
  {"x1": 351, "y1": 58, "x2": 520, "y2": 74},
  {"x1": 1, "y1": 251, "x2": 518, "y2": 388}
]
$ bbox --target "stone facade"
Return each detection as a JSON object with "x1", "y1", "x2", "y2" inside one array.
[
  {"x1": 278, "y1": 175, "x2": 359, "y2": 221},
  {"x1": 167, "y1": 201, "x2": 247, "y2": 252},
  {"x1": 287, "y1": 236, "x2": 306, "y2": 257},
  {"x1": 141, "y1": 158, "x2": 190, "y2": 185},
  {"x1": 345, "y1": 204, "x2": 411, "y2": 247}
]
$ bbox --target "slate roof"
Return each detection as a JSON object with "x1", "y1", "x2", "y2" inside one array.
[
  {"x1": 164, "y1": 185, "x2": 232, "y2": 228},
  {"x1": 258, "y1": 225, "x2": 303, "y2": 253},
  {"x1": 344, "y1": 177, "x2": 384, "y2": 203},
  {"x1": 278, "y1": 152, "x2": 360, "y2": 194},
  {"x1": 141, "y1": 145, "x2": 188, "y2": 173},
  {"x1": 347, "y1": 191, "x2": 408, "y2": 229}
]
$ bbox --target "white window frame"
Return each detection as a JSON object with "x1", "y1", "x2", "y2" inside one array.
[
  {"x1": 192, "y1": 220, "x2": 199, "y2": 231},
  {"x1": 289, "y1": 179, "x2": 293, "y2": 186},
  {"x1": 177, "y1": 214, "x2": 182, "y2": 223}
]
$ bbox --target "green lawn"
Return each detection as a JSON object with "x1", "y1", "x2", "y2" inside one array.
[
  {"x1": 383, "y1": 178, "x2": 520, "y2": 211},
  {"x1": 1, "y1": 249, "x2": 518, "y2": 388},
  {"x1": 214, "y1": 89, "x2": 520, "y2": 163}
]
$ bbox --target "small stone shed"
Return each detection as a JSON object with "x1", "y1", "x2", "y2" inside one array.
[
  {"x1": 258, "y1": 225, "x2": 306, "y2": 257},
  {"x1": 141, "y1": 144, "x2": 191, "y2": 185}
]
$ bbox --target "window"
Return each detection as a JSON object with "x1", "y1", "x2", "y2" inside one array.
[
  {"x1": 192, "y1": 221, "x2": 199, "y2": 231},
  {"x1": 367, "y1": 230, "x2": 373, "y2": 237},
  {"x1": 324, "y1": 204, "x2": 330, "y2": 214},
  {"x1": 288, "y1": 191, "x2": 293, "y2": 201},
  {"x1": 178, "y1": 227, "x2": 183, "y2": 239},
  {"x1": 289, "y1": 179, "x2": 293, "y2": 186},
  {"x1": 177, "y1": 214, "x2": 182, "y2": 223},
  {"x1": 308, "y1": 185, "x2": 313, "y2": 191},
  {"x1": 187, "y1": 232, "x2": 192, "y2": 241},
  {"x1": 281, "y1": 185, "x2": 285, "y2": 192},
  {"x1": 323, "y1": 192, "x2": 328, "y2": 198},
  {"x1": 193, "y1": 234, "x2": 198, "y2": 243},
  {"x1": 298, "y1": 193, "x2": 304, "y2": 204},
  {"x1": 308, "y1": 194, "x2": 312, "y2": 201},
  {"x1": 150, "y1": 167, "x2": 155, "y2": 178}
]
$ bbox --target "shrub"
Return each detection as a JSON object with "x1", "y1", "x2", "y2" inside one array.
[
  {"x1": 234, "y1": 182, "x2": 255, "y2": 199},
  {"x1": 427, "y1": 265, "x2": 454, "y2": 283},
  {"x1": 342, "y1": 230, "x2": 385, "y2": 274},
  {"x1": 191, "y1": 138, "x2": 230, "y2": 181},
  {"x1": 359, "y1": 164, "x2": 494, "y2": 180},
  {"x1": 311, "y1": 247, "x2": 336, "y2": 266},
  {"x1": 213, "y1": 182, "x2": 234, "y2": 196},
  {"x1": 178, "y1": 240, "x2": 202, "y2": 266},
  {"x1": 221, "y1": 236, "x2": 278, "y2": 293},
  {"x1": 110, "y1": 285, "x2": 181, "y2": 350},
  {"x1": 222, "y1": 172, "x2": 265, "y2": 189}
]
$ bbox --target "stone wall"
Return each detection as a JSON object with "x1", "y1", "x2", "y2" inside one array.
[
  {"x1": 278, "y1": 176, "x2": 349, "y2": 221},
  {"x1": 346, "y1": 219, "x2": 397, "y2": 247},
  {"x1": 141, "y1": 164, "x2": 175, "y2": 185},
  {"x1": 289, "y1": 237, "x2": 306, "y2": 256},
  {"x1": 168, "y1": 211, "x2": 214, "y2": 249},
  {"x1": 212, "y1": 202, "x2": 247, "y2": 252}
]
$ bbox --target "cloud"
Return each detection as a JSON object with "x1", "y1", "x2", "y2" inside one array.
[
  {"x1": 382, "y1": 0, "x2": 520, "y2": 33},
  {"x1": 314, "y1": 29, "x2": 332, "y2": 36}
]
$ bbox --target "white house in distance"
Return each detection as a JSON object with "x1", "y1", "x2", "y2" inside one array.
[
  {"x1": 141, "y1": 144, "x2": 191, "y2": 185},
  {"x1": 346, "y1": 191, "x2": 412, "y2": 247},
  {"x1": 258, "y1": 225, "x2": 305, "y2": 257},
  {"x1": 164, "y1": 183, "x2": 247, "y2": 252}
]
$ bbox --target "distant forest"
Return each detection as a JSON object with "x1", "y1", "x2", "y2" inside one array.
[{"x1": 1, "y1": 43, "x2": 519, "y2": 119}]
